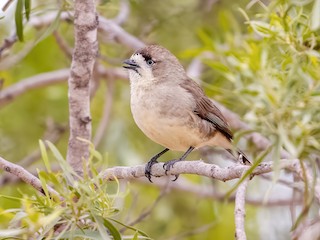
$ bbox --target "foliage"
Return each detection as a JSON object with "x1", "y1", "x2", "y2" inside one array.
[
  {"x1": 0, "y1": 0, "x2": 320, "y2": 239},
  {"x1": 0, "y1": 141, "x2": 149, "y2": 239},
  {"x1": 197, "y1": 1, "x2": 320, "y2": 160}
]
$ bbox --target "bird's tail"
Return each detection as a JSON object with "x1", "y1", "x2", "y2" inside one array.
[{"x1": 227, "y1": 148, "x2": 251, "y2": 165}]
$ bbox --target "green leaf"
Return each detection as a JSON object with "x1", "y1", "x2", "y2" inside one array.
[
  {"x1": 0, "y1": 195, "x2": 23, "y2": 202},
  {"x1": 93, "y1": 215, "x2": 112, "y2": 240},
  {"x1": 225, "y1": 147, "x2": 272, "y2": 198},
  {"x1": 39, "y1": 140, "x2": 51, "y2": 172},
  {"x1": 311, "y1": 0, "x2": 320, "y2": 30},
  {"x1": 15, "y1": 0, "x2": 24, "y2": 41},
  {"x1": 35, "y1": 10, "x2": 61, "y2": 45},
  {"x1": 37, "y1": 170, "x2": 50, "y2": 200},
  {"x1": 197, "y1": 29, "x2": 214, "y2": 49},
  {"x1": 24, "y1": 0, "x2": 31, "y2": 21},
  {"x1": 248, "y1": 21, "x2": 276, "y2": 37},
  {"x1": 102, "y1": 218, "x2": 122, "y2": 240},
  {"x1": 108, "y1": 218, "x2": 150, "y2": 238},
  {"x1": 203, "y1": 60, "x2": 230, "y2": 73},
  {"x1": 46, "y1": 140, "x2": 79, "y2": 183},
  {"x1": 132, "y1": 231, "x2": 138, "y2": 240}
]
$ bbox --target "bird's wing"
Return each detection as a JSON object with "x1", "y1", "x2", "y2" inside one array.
[{"x1": 181, "y1": 78, "x2": 233, "y2": 141}]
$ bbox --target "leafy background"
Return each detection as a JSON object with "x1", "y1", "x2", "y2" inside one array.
[{"x1": 0, "y1": 0, "x2": 319, "y2": 239}]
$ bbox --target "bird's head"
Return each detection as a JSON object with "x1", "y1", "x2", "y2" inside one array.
[{"x1": 123, "y1": 45, "x2": 186, "y2": 85}]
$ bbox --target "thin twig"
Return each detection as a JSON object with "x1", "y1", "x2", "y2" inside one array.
[
  {"x1": 167, "y1": 222, "x2": 217, "y2": 240},
  {"x1": 99, "y1": 16, "x2": 145, "y2": 50},
  {"x1": 53, "y1": 31, "x2": 73, "y2": 59},
  {"x1": 112, "y1": 0, "x2": 130, "y2": 25},
  {"x1": 0, "y1": 156, "x2": 59, "y2": 197},
  {"x1": 259, "y1": 174, "x2": 303, "y2": 192},
  {"x1": 0, "y1": 67, "x2": 126, "y2": 107},
  {"x1": 19, "y1": 121, "x2": 67, "y2": 168},
  {"x1": 123, "y1": 186, "x2": 167, "y2": 231},
  {"x1": 93, "y1": 79, "x2": 115, "y2": 146},
  {"x1": 136, "y1": 177, "x2": 303, "y2": 207},
  {"x1": 2, "y1": 0, "x2": 15, "y2": 12},
  {"x1": 234, "y1": 173, "x2": 249, "y2": 240},
  {"x1": 0, "y1": 34, "x2": 17, "y2": 57},
  {"x1": 0, "y1": 69, "x2": 70, "y2": 107},
  {"x1": 0, "y1": 41, "x2": 35, "y2": 71}
]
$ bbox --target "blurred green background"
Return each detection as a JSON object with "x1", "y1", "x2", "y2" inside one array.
[{"x1": 0, "y1": 0, "x2": 319, "y2": 239}]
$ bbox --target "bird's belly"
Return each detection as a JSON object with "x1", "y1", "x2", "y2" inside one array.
[{"x1": 132, "y1": 107, "x2": 202, "y2": 151}]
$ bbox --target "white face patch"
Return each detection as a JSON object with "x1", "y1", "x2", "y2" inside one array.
[{"x1": 128, "y1": 53, "x2": 155, "y2": 86}]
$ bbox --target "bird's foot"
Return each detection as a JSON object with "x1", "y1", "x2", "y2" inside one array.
[
  {"x1": 163, "y1": 159, "x2": 181, "y2": 181},
  {"x1": 238, "y1": 152, "x2": 251, "y2": 165},
  {"x1": 145, "y1": 158, "x2": 159, "y2": 183}
]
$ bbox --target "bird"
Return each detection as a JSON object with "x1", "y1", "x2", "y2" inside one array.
[{"x1": 123, "y1": 45, "x2": 250, "y2": 182}]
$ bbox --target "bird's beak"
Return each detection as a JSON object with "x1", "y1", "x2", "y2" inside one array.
[{"x1": 123, "y1": 59, "x2": 140, "y2": 70}]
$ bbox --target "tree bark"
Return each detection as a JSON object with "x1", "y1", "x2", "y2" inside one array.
[{"x1": 67, "y1": 0, "x2": 98, "y2": 175}]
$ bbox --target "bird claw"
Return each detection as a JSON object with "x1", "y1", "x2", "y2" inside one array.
[
  {"x1": 172, "y1": 174, "x2": 180, "y2": 181},
  {"x1": 145, "y1": 159, "x2": 158, "y2": 183},
  {"x1": 163, "y1": 159, "x2": 181, "y2": 181}
]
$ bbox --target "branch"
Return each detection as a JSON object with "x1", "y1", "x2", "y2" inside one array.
[
  {"x1": 66, "y1": 0, "x2": 98, "y2": 174},
  {"x1": 0, "y1": 156, "x2": 59, "y2": 197},
  {"x1": 102, "y1": 158, "x2": 320, "y2": 203},
  {"x1": 112, "y1": 0, "x2": 130, "y2": 25},
  {"x1": 18, "y1": 121, "x2": 67, "y2": 168},
  {"x1": 97, "y1": 65, "x2": 127, "y2": 80},
  {"x1": 0, "y1": 67, "x2": 125, "y2": 108},
  {"x1": 25, "y1": 11, "x2": 143, "y2": 50},
  {"x1": 136, "y1": 177, "x2": 303, "y2": 207},
  {"x1": 235, "y1": 174, "x2": 249, "y2": 240},
  {"x1": 101, "y1": 159, "x2": 299, "y2": 181},
  {"x1": 93, "y1": 79, "x2": 115, "y2": 146},
  {"x1": 0, "y1": 41, "x2": 36, "y2": 71},
  {"x1": 0, "y1": 69, "x2": 69, "y2": 107},
  {"x1": 99, "y1": 16, "x2": 145, "y2": 50},
  {"x1": 0, "y1": 34, "x2": 17, "y2": 57},
  {"x1": 53, "y1": 31, "x2": 73, "y2": 59}
]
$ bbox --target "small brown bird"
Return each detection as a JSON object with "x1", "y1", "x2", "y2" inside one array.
[{"x1": 123, "y1": 45, "x2": 249, "y2": 182}]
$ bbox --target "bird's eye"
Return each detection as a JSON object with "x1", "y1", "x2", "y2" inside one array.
[{"x1": 146, "y1": 59, "x2": 155, "y2": 66}]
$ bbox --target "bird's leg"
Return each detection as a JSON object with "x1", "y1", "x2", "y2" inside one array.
[
  {"x1": 145, "y1": 148, "x2": 170, "y2": 182},
  {"x1": 237, "y1": 150, "x2": 251, "y2": 165},
  {"x1": 227, "y1": 149, "x2": 252, "y2": 165},
  {"x1": 163, "y1": 146, "x2": 195, "y2": 181}
]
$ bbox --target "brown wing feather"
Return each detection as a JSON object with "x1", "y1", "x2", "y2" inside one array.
[{"x1": 181, "y1": 78, "x2": 233, "y2": 141}]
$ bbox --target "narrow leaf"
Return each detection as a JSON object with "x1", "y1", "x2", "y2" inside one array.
[
  {"x1": 15, "y1": 0, "x2": 24, "y2": 41},
  {"x1": 46, "y1": 141, "x2": 78, "y2": 183},
  {"x1": 37, "y1": 170, "x2": 50, "y2": 199},
  {"x1": 35, "y1": 10, "x2": 61, "y2": 45},
  {"x1": 132, "y1": 232, "x2": 138, "y2": 240},
  {"x1": 108, "y1": 218, "x2": 150, "y2": 238},
  {"x1": 24, "y1": 0, "x2": 31, "y2": 21},
  {"x1": 102, "y1": 218, "x2": 122, "y2": 240},
  {"x1": 93, "y1": 215, "x2": 112, "y2": 240},
  {"x1": 225, "y1": 146, "x2": 272, "y2": 198},
  {"x1": 39, "y1": 140, "x2": 51, "y2": 172}
]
